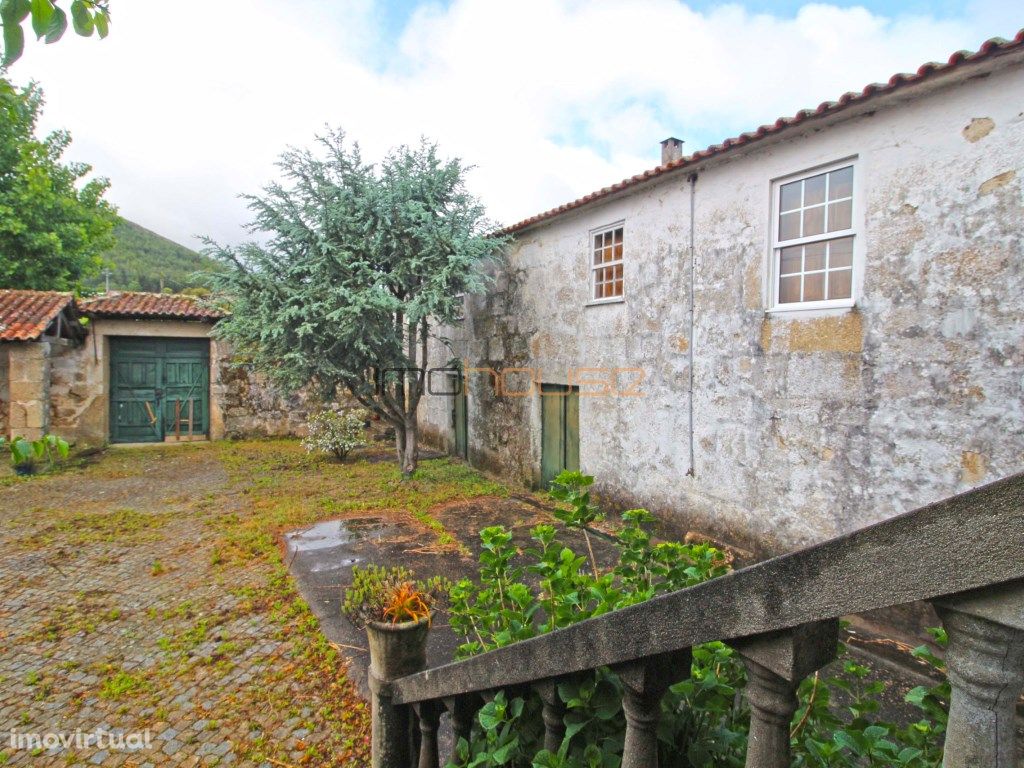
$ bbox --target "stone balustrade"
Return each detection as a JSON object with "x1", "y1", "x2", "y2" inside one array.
[{"x1": 367, "y1": 472, "x2": 1024, "y2": 767}]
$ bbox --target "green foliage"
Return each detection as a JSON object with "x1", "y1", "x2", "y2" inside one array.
[
  {"x1": 1, "y1": 432, "x2": 69, "y2": 469},
  {"x1": 301, "y1": 408, "x2": 368, "y2": 461},
  {"x1": 206, "y1": 129, "x2": 506, "y2": 474},
  {"x1": 445, "y1": 473, "x2": 950, "y2": 768},
  {"x1": 0, "y1": 76, "x2": 116, "y2": 290},
  {"x1": 1, "y1": 0, "x2": 109, "y2": 66},
  {"x1": 341, "y1": 564, "x2": 446, "y2": 629},
  {"x1": 85, "y1": 219, "x2": 221, "y2": 294}
]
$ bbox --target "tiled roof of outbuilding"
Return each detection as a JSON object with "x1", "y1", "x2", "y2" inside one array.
[
  {"x1": 500, "y1": 30, "x2": 1024, "y2": 236},
  {"x1": 0, "y1": 290, "x2": 74, "y2": 341},
  {"x1": 77, "y1": 292, "x2": 226, "y2": 321}
]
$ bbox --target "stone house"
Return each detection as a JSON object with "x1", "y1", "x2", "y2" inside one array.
[
  {"x1": 419, "y1": 34, "x2": 1024, "y2": 556},
  {"x1": 1, "y1": 290, "x2": 317, "y2": 446}
]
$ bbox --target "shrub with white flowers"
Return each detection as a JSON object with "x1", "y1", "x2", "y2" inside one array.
[{"x1": 301, "y1": 408, "x2": 369, "y2": 460}]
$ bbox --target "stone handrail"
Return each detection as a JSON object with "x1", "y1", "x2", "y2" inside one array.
[{"x1": 367, "y1": 472, "x2": 1024, "y2": 768}]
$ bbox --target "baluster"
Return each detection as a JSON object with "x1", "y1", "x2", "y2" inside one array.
[
  {"x1": 412, "y1": 700, "x2": 442, "y2": 768},
  {"x1": 534, "y1": 679, "x2": 567, "y2": 753},
  {"x1": 731, "y1": 619, "x2": 838, "y2": 768},
  {"x1": 933, "y1": 580, "x2": 1024, "y2": 768},
  {"x1": 366, "y1": 620, "x2": 429, "y2": 768},
  {"x1": 443, "y1": 694, "x2": 480, "y2": 766},
  {"x1": 614, "y1": 649, "x2": 692, "y2": 768}
]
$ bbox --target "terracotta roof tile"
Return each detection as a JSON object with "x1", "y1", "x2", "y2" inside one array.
[
  {"x1": 0, "y1": 290, "x2": 74, "y2": 341},
  {"x1": 501, "y1": 30, "x2": 1024, "y2": 236},
  {"x1": 77, "y1": 292, "x2": 226, "y2": 321}
]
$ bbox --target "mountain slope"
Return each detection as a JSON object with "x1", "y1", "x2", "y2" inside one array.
[{"x1": 89, "y1": 219, "x2": 221, "y2": 294}]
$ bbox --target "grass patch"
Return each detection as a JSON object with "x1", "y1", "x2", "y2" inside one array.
[
  {"x1": 18, "y1": 507, "x2": 170, "y2": 550},
  {"x1": 100, "y1": 670, "x2": 150, "y2": 700}
]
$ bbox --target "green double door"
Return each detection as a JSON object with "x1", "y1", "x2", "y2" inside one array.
[
  {"x1": 109, "y1": 338, "x2": 210, "y2": 443},
  {"x1": 541, "y1": 384, "x2": 579, "y2": 486}
]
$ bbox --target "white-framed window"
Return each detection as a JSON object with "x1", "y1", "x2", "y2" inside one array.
[
  {"x1": 771, "y1": 161, "x2": 857, "y2": 311},
  {"x1": 590, "y1": 223, "x2": 624, "y2": 303}
]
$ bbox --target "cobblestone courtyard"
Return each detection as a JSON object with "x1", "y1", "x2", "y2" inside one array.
[{"x1": 0, "y1": 442, "x2": 416, "y2": 767}]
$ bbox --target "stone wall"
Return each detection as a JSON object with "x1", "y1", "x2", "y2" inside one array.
[
  {"x1": 0, "y1": 345, "x2": 9, "y2": 437},
  {"x1": 419, "y1": 52, "x2": 1024, "y2": 556},
  {"x1": 217, "y1": 358, "x2": 325, "y2": 438},
  {"x1": 5, "y1": 341, "x2": 51, "y2": 441}
]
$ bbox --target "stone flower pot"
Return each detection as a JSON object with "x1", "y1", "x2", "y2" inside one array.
[{"x1": 365, "y1": 615, "x2": 431, "y2": 681}]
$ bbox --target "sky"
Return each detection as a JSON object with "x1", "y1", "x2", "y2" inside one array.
[{"x1": 8, "y1": 0, "x2": 1022, "y2": 250}]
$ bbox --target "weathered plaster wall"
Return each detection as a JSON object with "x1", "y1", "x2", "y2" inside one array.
[{"x1": 420, "y1": 54, "x2": 1024, "y2": 555}]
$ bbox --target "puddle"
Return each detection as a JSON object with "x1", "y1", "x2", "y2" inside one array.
[{"x1": 283, "y1": 517, "x2": 387, "y2": 572}]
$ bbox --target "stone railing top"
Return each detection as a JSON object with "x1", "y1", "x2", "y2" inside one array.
[{"x1": 391, "y1": 471, "x2": 1024, "y2": 705}]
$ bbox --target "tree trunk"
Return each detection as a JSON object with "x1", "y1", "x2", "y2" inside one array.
[
  {"x1": 400, "y1": 418, "x2": 418, "y2": 477},
  {"x1": 394, "y1": 422, "x2": 406, "y2": 468}
]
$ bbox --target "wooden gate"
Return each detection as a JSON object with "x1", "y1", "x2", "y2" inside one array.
[{"x1": 109, "y1": 337, "x2": 210, "y2": 443}]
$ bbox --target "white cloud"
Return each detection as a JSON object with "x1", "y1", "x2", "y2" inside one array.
[{"x1": 9, "y1": 0, "x2": 1016, "y2": 248}]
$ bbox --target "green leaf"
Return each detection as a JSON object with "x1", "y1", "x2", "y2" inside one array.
[
  {"x1": 2, "y1": 13, "x2": 24, "y2": 63},
  {"x1": 1, "y1": 0, "x2": 31, "y2": 23},
  {"x1": 43, "y1": 4, "x2": 65, "y2": 43},
  {"x1": 30, "y1": 0, "x2": 52, "y2": 38},
  {"x1": 69, "y1": 0, "x2": 92, "y2": 36},
  {"x1": 93, "y1": 8, "x2": 107, "y2": 38}
]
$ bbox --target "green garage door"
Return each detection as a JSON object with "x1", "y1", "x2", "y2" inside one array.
[{"x1": 109, "y1": 337, "x2": 210, "y2": 443}]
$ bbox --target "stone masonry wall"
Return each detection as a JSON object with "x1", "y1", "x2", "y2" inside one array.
[
  {"x1": 7, "y1": 341, "x2": 51, "y2": 441},
  {"x1": 0, "y1": 345, "x2": 9, "y2": 437},
  {"x1": 420, "y1": 52, "x2": 1024, "y2": 556}
]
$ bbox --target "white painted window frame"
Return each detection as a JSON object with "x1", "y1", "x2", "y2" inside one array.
[
  {"x1": 768, "y1": 157, "x2": 862, "y2": 314},
  {"x1": 587, "y1": 221, "x2": 625, "y2": 307}
]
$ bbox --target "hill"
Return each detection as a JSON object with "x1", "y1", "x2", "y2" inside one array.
[{"x1": 88, "y1": 219, "x2": 221, "y2": 294}]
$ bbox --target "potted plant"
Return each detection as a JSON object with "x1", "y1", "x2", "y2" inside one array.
[
  {"x1": 1, "y1": 434, "x2": 70, "y2": 476},
  {"x1": 342, "y1": 565, "x2": 446, "y2": 680}
]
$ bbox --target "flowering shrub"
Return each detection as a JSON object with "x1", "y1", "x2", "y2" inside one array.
[{"x1": 301, "y1": 408, "x2": 368, "y2": 460}]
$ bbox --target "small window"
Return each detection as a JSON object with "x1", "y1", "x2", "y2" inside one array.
[
  {"x1": 772, "y1": 163, "x2": 856, "y2": 310},
  {"x1": 590, "y1": 224, "x2": 624, "y2": 302}
]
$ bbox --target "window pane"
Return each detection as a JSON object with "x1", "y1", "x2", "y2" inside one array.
[
  {"x1": 780, "y1": 246, "x2": 802, "y2": 275},
  {"x1": 803, "y1": 205, "x2": 825, "y2": 236},
  {"x1": 779, "y1": 211, "x2": 800, "y2": 241},
  {"x1": 804, "y1": 173, "x2": 826, "y2": 206},
  {"x1": 828, "y1": 268, "x2": 852, "y2": 299},
  {"x1": 779, "y1": 275, "x2": 801, "y2": 303},
  {"x1": 804, "y1": 242, "x2": 826, "y2": 271},
  {"x1": 803, "y1": 272, "x2": 825, "y2": 301},
  {"x1": 613, "y1": 264, "x2": 623, "y2": 280},
  {"x1": 829, "y1": 166, "x2": 853, "y2": 200},
  {"x1": 612, "y1": 280, "x2": 623, "y2": 296},
  {"x1": 780, "y1": 181, "x2": 802, "y2": 212},
  {"x1": 828, "y1": 199, "x2": 852, "y2": 232},
  {"x1": 613, "y1": 228, "x2": 623, "y2": 244},
  {"x1": 594, "y1": 235, "x2": 603, "y2": 250},
  {"x1": 829, "y1": 237, "x2": 853, "y2": 268},
  {"x1": 593, "y1": 248, "x2": 603, "y2": 265},
  {"x1": 613, "y1": 243, "x2": 623, "y2": 261}
]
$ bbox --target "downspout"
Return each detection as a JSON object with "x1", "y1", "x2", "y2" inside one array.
[{"x1": 686, "y1": 172, "x2": 698, "y2": 477}]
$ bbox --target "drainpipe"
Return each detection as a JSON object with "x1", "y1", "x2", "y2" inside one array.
[{"x1": 687, "y1": 172, "x2": 697, "y2": 477}]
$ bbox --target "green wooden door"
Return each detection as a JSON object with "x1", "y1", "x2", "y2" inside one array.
[
  {"x1": 540, "y1": 383, "x2": 580, "y2": 486},
  {"x1": 452, "y1": 374, "x2": 468, "y2": 460},
  {"x1": 110, "y1": 338, "x2": 210, "y2": 443}
]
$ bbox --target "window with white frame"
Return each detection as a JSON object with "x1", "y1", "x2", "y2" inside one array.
[
  {"x1": 772, "y1": 163, "x2": 855, "y2": 308},
  {"x1": 591, "y1": 224, "x2": 623, "y2": 301}
]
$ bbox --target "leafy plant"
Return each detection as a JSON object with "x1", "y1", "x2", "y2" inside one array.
[
  {"x1": 1, "y1": 433, "x2": 69, "y2": 470},
  {"x1": 445, "y1": 472, "x2": 950, "y2": 768},
  {"x1": 341, "y1": 564, "x2": 446, "y2": 628},
  {"x1": 301, "y1": 408, "x2": 368, "y2": 461},
  {"x1": 1, "y1": 0, "x2": 110, "y2": 66}
]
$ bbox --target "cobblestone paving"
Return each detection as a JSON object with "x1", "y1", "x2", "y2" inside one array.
[{"x1": 0, "y1": 444, "x2": 369, "y2": 767}]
